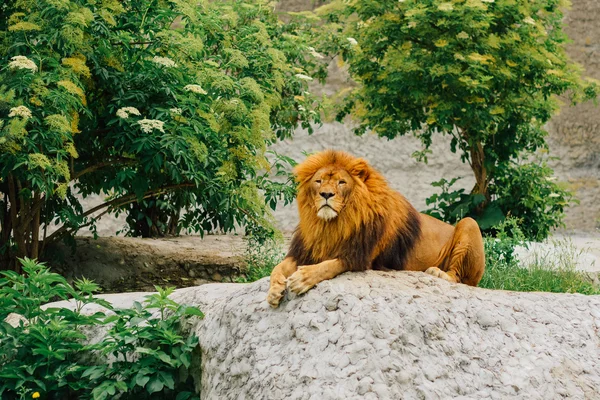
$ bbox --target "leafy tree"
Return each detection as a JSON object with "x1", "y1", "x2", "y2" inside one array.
[
  {"x1": 315, "y1": 0, "x2": 598, "y2": 238},
  {"x1": 0, "y1": 0, "x2": 322, "y2": 268}
]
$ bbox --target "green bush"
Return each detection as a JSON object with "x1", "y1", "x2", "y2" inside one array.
[
  {"x1": 424, "y1": 156, "x2": 573, "y2": 239},
  {"x1": 491, "y1": 158, "x2": 574, "y2": 241},
  {"x1": 236, "y1": 235, "x2": 285, "y2": 283},
  {"x1": 0, "y1": 258, "x2": 203, "y2": 399},
  {"x1": 0, "y1": 0, "x2": 324, "y2": 266}
]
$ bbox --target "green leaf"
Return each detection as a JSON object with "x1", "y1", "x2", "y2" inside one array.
[
  {"x1": 135, "y1": 374, "x2": 150, "y2": 388},
  {"x1": 146, "y1": 377, "x2": 164, "y2": 394},
  {"x1": 176, "y1": 392, "x2": 193, "y2": 400},
  {"x1": 183, "y1": 306, "x2": 204, "y2": 318},
  {"x1": 159, "y1": 371, "x2": 175, "y2": 390},
  {"x1": 477, "y1": 202, "x2": 505, "y2": 230}
]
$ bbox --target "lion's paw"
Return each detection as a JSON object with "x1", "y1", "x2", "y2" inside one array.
[
  {"x1": 287, "y1": 266, "x2": 316, "y2": 295},
  {"x1": 425, "y1": 267, "x2": 453, "y2": 282},
  {"x1": 267, "y1": 278, "x2": 286, "y2": 308}
]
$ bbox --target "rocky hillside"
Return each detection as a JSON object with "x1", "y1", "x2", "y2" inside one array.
[{"x1": 78, "y1": 0, "x2": 600, "y2": 236}]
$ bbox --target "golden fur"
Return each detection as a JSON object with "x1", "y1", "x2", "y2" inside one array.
[{"x1": 267, "y1": 150, "x2": 485, "y2": 308}]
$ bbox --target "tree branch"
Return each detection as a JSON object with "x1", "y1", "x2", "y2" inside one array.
[
  {"x1": 73, "y1": 158, "x2": 138, "y2": 180},
  {"x1": 44, "y1": 182, "x2": 196, "y2": 245}
]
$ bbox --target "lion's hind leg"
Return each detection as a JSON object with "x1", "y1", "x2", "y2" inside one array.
[{"x1": 426, "y1": 217, "x2": 485, "y2": 286}]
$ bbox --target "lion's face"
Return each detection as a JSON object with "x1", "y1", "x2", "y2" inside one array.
[{"x1": 311, "y1": 167, "x2": 355, "y2": 221}]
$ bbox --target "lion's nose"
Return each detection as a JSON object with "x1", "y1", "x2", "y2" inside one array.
[{"x1": 320, "y1": 192, "x2": 334, "y2": 200}]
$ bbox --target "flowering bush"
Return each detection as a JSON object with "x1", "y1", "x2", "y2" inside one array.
[{"x1": 0, "y1": 0, "x2": 323, "y2": 266}]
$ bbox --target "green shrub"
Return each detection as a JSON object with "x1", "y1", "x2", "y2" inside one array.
[
  {"x1": 424, "y1": 155, "x2": 574, "y2": 240},
  {"x1": 482, "y1": 217, "x2": 527, "y2": 271},
  {"x1": 491, "y1": 159, "x2": 575, "y2": 241},
  {"x1": 0, "y1": 258, "x2": 203, "y2": 399}
]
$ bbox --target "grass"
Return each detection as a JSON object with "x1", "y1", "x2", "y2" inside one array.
[
  {"x1": 236, "y1": 236, "x2": 284, "y2": 283},
  {"x1": 479, "y1": 236, "x2": 600, "y2": 295}
]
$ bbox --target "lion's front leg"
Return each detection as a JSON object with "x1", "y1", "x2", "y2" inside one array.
[
  {"x1": 287, "y1": 259, "x2": 347, "y2": 295},
  {"x1": 267, "y1": 257, "x2": 297, "y2": 308}
]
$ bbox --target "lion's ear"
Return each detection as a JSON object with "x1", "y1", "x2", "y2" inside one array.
[
  {"x1": 293, "y1": 162, "x2": 316, "y2": 184},
  {"x1": 349, "y1": 158, "x2": 371, "y2": 182}
]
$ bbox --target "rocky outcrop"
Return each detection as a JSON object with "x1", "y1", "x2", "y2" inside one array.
[
  {"x1": 49, "y1": 271, "x2": 600, "y2": 399},
  {"x1": 193, "y1": 272, "x2": 600, "y2": 399}
]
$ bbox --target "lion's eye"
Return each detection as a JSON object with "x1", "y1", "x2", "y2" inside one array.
[
  {"x1": 315, "y1": 179, "x2": 322, "y2": 184},
  {"x1": 339, "y1": 180, "x2": 346, "y2": 185}
]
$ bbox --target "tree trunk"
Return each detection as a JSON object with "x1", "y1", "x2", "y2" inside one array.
[
  {"x1": 469, "y1": 141, "x2": 491, "y2": 213},
  {"x1": 30, "y1": 192, "x2": 41, "y2": 260},
  {"x1": 7, "y1": 175, "x2": 25, "y2": 272}
]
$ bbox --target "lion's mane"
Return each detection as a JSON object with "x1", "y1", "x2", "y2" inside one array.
[{"x1": 286, "y1": 150, "x2": 421, "y2": 272}]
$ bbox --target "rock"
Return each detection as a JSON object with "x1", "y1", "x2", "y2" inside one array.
[
  {"x1": 46, "y1": 235, "x2": 248, "y2": 292},
  {"x1": 48, "y1": 271, "x2": 600, "y2": 399},
  {"x1": 192, "y1": 271, "x2": 600, "y2": 399}
]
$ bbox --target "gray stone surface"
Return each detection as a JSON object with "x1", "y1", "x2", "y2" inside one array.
[
  {"x1": 196, "y1": 272, "x2": 600, "y2": 400},
  {"x1": 46, "y1": 272, "x2": 600, "y2": 399}
]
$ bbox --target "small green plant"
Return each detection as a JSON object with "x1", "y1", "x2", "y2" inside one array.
[
  {"x1": 424, "y1": 177, "x2": 501, "y2": 229},
  {"x1": 0, "y1": 258, "x2": 203, "y2": 399},
  {"x1": 479, "y1": 220, "x2": 599, "y2": 295},
  {"x1": 84, "y1": 285, "x2": 203, "y2": 400},
  {"x1": 482, "y1": 217, "x2": 527, "y2": 271},
  {"x1": 237, "y1": 236, "x2": 285, "y2": 283}
]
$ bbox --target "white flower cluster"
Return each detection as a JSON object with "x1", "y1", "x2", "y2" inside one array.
[
  {"x1": 523, "y1": 17, "x2": 536, "y2": 25},
  {"x1": 138, "y1": 118, "x2": 165, "y2": 133},
  {"x1": 307, "y1": 47, "x2": 324, "y2": 59},
  {"x1": 8, "y1": 105, "x2": 33, "y2": 119},
  {"x1": 184, "y1": 84, "x2": 207, "y2": 94},
  {"x1": 294, "y1": 74, "x2": 313, "y2": 81},
  {"x1": 170, "y1": 108, "x2": 182, "y2": 115},
  {"x1": 8, "y1": 56, "x2": 38, "y2": 73},
  {"x1": 116, "y1": 107, "x2": 141, "y2": 119},
  {"x1": 152, "y1": 56, "x2": 177, "y2": 68},
  {"x1": 347, "y1": 37, "x2": 358, "y2": 46}
]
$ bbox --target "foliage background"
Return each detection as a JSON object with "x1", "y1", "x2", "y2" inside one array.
[{"x1": 0, "y1": 0, "x2": 325, "y2": 267}]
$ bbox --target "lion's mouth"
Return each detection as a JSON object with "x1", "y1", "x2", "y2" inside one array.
[{"x1": 317, "y1": 204, "x2": 338, "y2": 221}]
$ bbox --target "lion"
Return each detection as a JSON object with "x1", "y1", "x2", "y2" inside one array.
[{"x1": 266, "y1": 150, "x2": 485, "y2": 308}]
